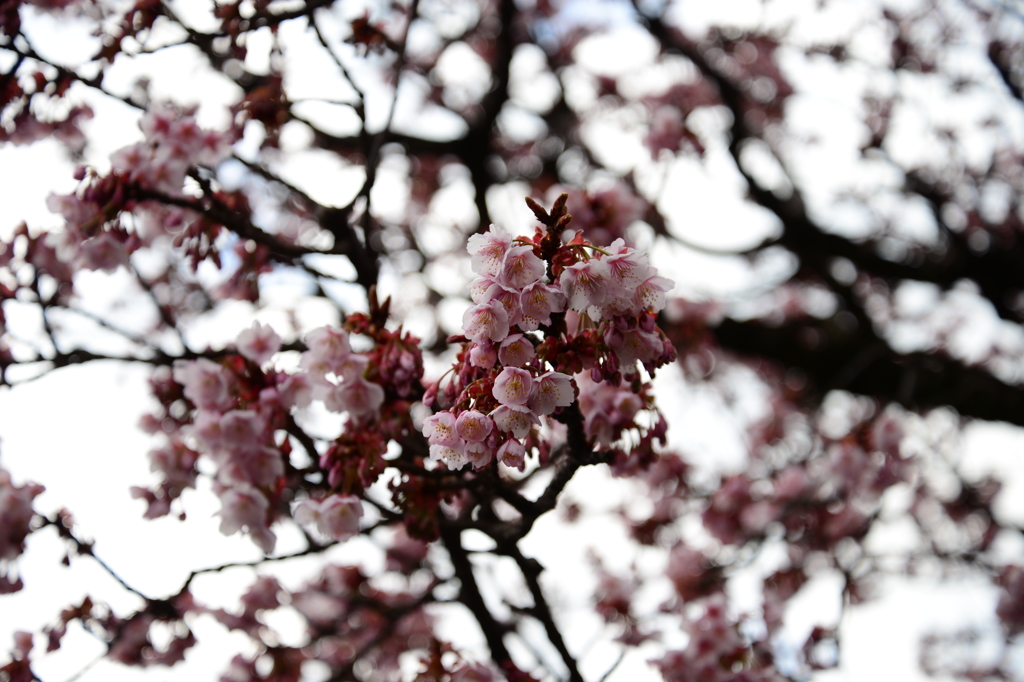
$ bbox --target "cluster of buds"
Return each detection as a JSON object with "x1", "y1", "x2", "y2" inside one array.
[{"x1": 423, "y1": 201, "x2": 675, "y2": 472}]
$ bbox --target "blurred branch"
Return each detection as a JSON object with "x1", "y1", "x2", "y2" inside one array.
[
  {"x1": 439, "y1": 523, "x2": 515, "y2": 670},
  {"x1": 41, "y1": 515, "x2": 151, "y2": 603}
]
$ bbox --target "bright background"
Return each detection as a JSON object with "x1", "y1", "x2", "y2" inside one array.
[{"x1": 2, "y1": 0, "x2": 1024, "y2": 680}]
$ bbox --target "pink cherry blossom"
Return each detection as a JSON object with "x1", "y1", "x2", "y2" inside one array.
[
  {"x1": 293, "y1": 495, "x2": 363, "y2": 541},
  {"x1": 77, "y1": 233, "x2": 128, "y2": 273},
  {"x1": 456, "y1": 411, "x2": 493, "y2": 442},
  {"x1": 110, "y1": 142, "x2": 148, "y2": 179},
  {"x1": 236, "y1": 321, "x2": 282, "y2": 366},
  {"x1": 0, "y1": 466, "x2": 44, "y2": 563},
  {"x1": 423, "y1": 411, "x2": 461, "y2": 448},
  {"x1": 217, "y1": 483, "x2": 275, "y2": 553},
  {"x1": 559, "y1": 259, "x2": 611, "y2": 311},
  {"x1": 484, "y1": 283, "x2": 524, "y2": 328},
  {"x1": 173, "y1": 358, "x2": 233, "y2": 412},
  {"x1": 492, "y1": 367, "x2": 533, "y2": 406},
  {"x1": 303, "y1": 326, "x2": 352, "y2": 373},
  {"x1": 604, "y1": 239, "x2": 651, "y2": 295},
  {"x1": 221, "y1": 447, "x2": 284, "y2": 488},
  {"x1": 528, "y1": 371, "x2": 575, "y2": 415},
  {"x1": 497, "y1": 438, "x2": 527, "y2": 471},
  {"x1": 319, "y1": 378, "x2": 385, "y2": 420},
  {"x1": 467, "y1": 224, "x2": 513, "y2": 276},
  {"x1": 499, "y1": 245, "x2": 545, "y2": 289},
  {"x1": 469, "y1": 274, "x2": 500, "y2": 303},
  {"x1": 197, "y1": 129, "x2": 231, "y2": 166},
  {"x1": 491, "y1": 403, "x2": 538, "y2": 439},
  {"x1": 518, "y1": 281, "x2": 565, "y2": 331},
  {"x1": 498, "y1": 334, "x2": 535, "y2": 367},
  {"x1": 146, "y1": 440, "x2": 199, "y2": 493},
  {"x1": 169, "y1": 117, "x2": 203, "y2": 154},
  {"x1": 430, "y1": 442, "x2": 469, "y2": 470},
  {"x1": 144, "y1": 152, "x2": 189, "y2": 193},
  {"x1": 333, "y1": 353, "x2": 370, "y2": 383},
  {"x1": 219, "y1": 410, "x2": 266, "y2": 451},
  {"x1": 634, "y1": 272, "x2": 674, "y2": 313},
  {"x1": 277, "y1": 372, "x2": 313, "y2": 409},
  {"x1": 189, "y1": 410, "x2": 224, "y2": 450},
  {"x1": 464, "y1": 440, "x2": 494, "y2": 469},
  {"x1": 239, "y1": 575, "x2": 283, "y2": 614},
  {"x1": 577, "y1": 374, "x2": 643, "y2": 446},
  {"x1": 470, "y1": 341, "x2": 497, "y2": 369},
  {"x1": 604, "y1": 326, "x2": 663, "y2": 366},
  {"x1": 140, "y1": 106, "x2": 175, "y2": 141},
  {"x1": 462, "y1": 300, "x2": 510, "y2": 343}
]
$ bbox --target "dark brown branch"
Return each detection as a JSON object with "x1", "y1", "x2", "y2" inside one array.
[
  {"x1": 713, "y1": 316, "x2": 1024, "y2": 427},
  {"x1": 638, "y1": 5, "x2": 1024, "y2": 430},
  {"x1": 439, "y1": 523, "x2": 514, "y2": 669},
  {"x1": 42, "y1": 515, "x2": 151, "y2": 602},
  {"x1": 502, "y1": 544, "x2": 583, "y2": 682}
]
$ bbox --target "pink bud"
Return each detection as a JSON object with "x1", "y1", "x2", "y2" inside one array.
[{"x1": 422, "y1": 381, "x2": 439, "y2": 406}]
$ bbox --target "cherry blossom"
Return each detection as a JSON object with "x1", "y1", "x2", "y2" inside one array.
[
  {"x1": 499, "y1": 245, "x2": 545, "y2": 289},
  {"x1": 462, "y1": 300, "x2": 511, "y2": 342},
  {"x1": 423, "y1": 412, "x2": 461, "y2": 448},
  {"x1": 430, "y1": 443, "x2": 468, "y2": 471},
  {"x1": 455, "y1": 411, "x2": 493, "y2": 442},
  {"x1": 172, "y1": 358, "x2": 233, "y2": 412},
  {"x1": 467, "y1": 224, "x2": 513, "y2": 276},
  {"x1": 492, "y1": 367, "x2": 533, "y2": 406},
  {"x1": 491, "y1": 404, "x2": 539, "y2": 439},
  {"x1": 560, "y1": 258, "x2": 612, "y2": 312},
  {"x1": 293, "y1": 495, "x2": 363, "y2": 542},
  {"x1": 518, "y1": 281, "x2": 565, "y2": 330},
  {"x1": 217, "y1": 483, "x2": 275, "y2": 553},
  {"x1": 236, "y1": 322, "x2": 282, "y2": 366},
  {"x1": 498, "y1": 334, "x2": 535, "y2": 367},
  {"x1": 496, "y1": 438, "x2": 527, "y2": 471},
  {"x1": 528, "y1": 371, "x2": 574, "y2": 416},
  {"x1": 470, "y1": 341, "x2": 498, "y2": 369},
  {"x1": 0, "y1": 2, "x2": 1018, "y2": 679},
  {"x1": 0, "y1": 466, "x2": 44, "y2": 569}
]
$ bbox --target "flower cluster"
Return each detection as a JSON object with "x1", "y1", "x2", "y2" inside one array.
[
  {"x1": 136, "y1": 320, "x2": 396, "y2": 553},
  {"x1": 701, "y1": 414, "x2": 908, "y2": 548},
  {"x1": 423, "y1": 219, "x2": 675, "y2": 471},
  {"x1": 42, "y1": 107, "x2": 231, "y2": 276},
  {"x1": 561, "y1": 182, "x2": 647, "y2": 245},
  {"x1": 292, "y1": 494, "x2": 363, "y2": 542},
  {"x1": 652, "y1": 595, "x2": 784, "y2": 682},
  {"x1": 0, "y1": 464, "x2": 44, "y2": 593},
  {"x1": 110, "y1": 106, "x2": 230, "y2": 196},
  {"x1": 300, "y1": 325, "x2": 384, "y2": 421}
]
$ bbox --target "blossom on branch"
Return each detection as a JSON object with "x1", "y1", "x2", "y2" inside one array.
[{"x1": 293, "y1": 495, "x2": 363, "y2": 542}]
